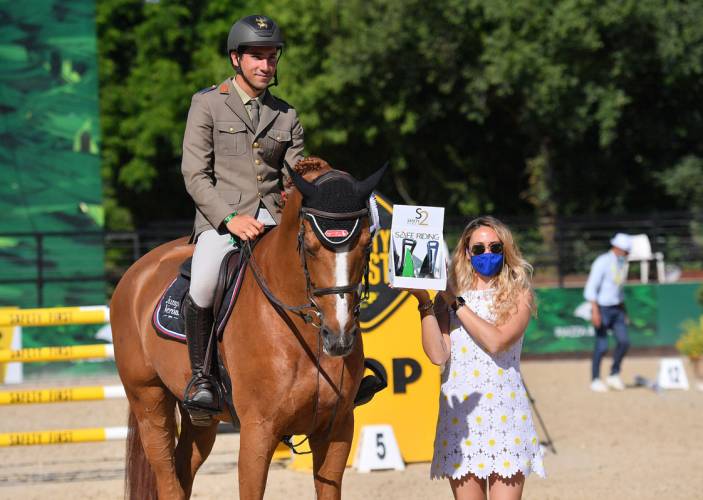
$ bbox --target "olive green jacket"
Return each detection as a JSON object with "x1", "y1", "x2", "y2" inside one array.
[{"x1": 181, "y1": 78, "x2": 304, "y2": 241}]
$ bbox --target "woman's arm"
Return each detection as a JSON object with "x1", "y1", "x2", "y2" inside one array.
[
  {"x1": 453, "y1": 289, "x2": 532, "y2": 354},
  {"x1": 413, "y1": 291, "x2": 451, "y2": 366}
]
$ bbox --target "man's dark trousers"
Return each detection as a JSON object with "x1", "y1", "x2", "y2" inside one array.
[{"x1": 592, "y1": 304, "x2": 630, "y2": 380}]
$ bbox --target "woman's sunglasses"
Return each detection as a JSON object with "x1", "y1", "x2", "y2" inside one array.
[{"x1": 469, "y1": 242, "x2": 504, "y2": 256}]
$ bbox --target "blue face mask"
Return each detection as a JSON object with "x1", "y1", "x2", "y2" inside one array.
[{"x1": 471, "y1": 253, "x2": 504, "y2": 277}]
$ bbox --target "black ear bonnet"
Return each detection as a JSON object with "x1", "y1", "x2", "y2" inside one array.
[
  {"x1": 302, "y1": 171, "x2": 367, "y2": 248},
  {"x1": 287, "y1": 163, "x2": 387, "y2": 250}
]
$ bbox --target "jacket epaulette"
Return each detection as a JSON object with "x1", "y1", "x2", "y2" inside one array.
[{"x1": 198, "y1": 84, "x2": 217, "y2": 94}]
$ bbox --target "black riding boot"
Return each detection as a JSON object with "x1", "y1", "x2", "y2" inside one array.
[{"x1": 183, "y1": 294, "x2": 218, "y2": 413}]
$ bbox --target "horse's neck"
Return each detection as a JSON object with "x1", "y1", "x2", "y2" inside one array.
[{"x1": 253, "y1": 214, "x2": 307, "y2": 300}]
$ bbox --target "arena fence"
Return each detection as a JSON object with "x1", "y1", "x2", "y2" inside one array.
[
  {"x1": 0, "y1": 426, "x2": 128, "y2": 447},
  {"x1": 0, "y1": 305, "x2": 290, "y2": 456},
  {"x1": 0, "y1": 344, "x2": 114, "y2": 363}
]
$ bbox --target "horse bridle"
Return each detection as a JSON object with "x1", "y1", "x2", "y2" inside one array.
[{"x1": 242, "y1": 205, "x2": 372, "y2": 329}]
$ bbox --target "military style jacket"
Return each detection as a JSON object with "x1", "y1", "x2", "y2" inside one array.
[{"x1": 181, "y1": 77, "x2": 304, "y2": 241}]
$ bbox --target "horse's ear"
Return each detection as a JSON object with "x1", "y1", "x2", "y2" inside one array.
[
  {"x1": 285, "y1": 160, "x2": 317, "y2": 199},
  {"x1": 355, "y1": 162, "x2": 388, "y2": 198}
]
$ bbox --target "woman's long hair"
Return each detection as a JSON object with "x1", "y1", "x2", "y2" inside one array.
[{"x1": 448, "y1": 216, "x2": 536, "y2": 325}]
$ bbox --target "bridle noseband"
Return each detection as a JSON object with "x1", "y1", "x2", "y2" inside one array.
[{"x1": 299, "y1": 206, "x2": 370, "y2": 300}]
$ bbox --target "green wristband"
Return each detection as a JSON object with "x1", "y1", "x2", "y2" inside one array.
[{"x1": 223, "y1": 211, "x2": 238, "y2": 224}]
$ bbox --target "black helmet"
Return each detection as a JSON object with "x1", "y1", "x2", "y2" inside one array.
[{"x1": 227, "y1": 15, "x2": 284, "y2": 53}]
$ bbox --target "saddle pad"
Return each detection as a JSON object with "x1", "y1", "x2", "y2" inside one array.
[
  {"x1": 152, "y1": 256, "x2": 248, "y2": 343},
  {"x1": 151, "y1": 259, "x2": 192, "y2": 343}
]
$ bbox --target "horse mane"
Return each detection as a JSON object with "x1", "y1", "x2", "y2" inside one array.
[{"x1": 284, "y1": 156, "x2": 332, "y2": 191}]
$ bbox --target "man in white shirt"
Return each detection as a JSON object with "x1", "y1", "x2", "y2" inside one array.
[{"x1": 583, "y1": 233, "x2": 632, "y2": 392}]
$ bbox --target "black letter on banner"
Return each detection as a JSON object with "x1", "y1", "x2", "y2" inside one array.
[{"x1": 392, "y1": 358, "x2": 421, "y2": 393}]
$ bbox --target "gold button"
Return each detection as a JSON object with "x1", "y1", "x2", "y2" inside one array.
[
  {"x1": 255, "y1": 159, "x2": 261, "y2": 165},
  {"x1": 253, "y1": 142, "x2": 260, "y2": 148},
  {"x1": 258, "y1": 192, "x2": 263, "y2": 198},
  {"x1": 257, "y1": 175, "x2": 263, "y2": 181},
  {"x1": 276, "y1": 136, "x2": 281, "y2": 140},
  {"x1": 229, "y1": 127, "x2": 234, "y2": 132}
]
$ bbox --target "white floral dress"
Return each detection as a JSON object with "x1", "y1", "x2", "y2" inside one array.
[{"x1": 430, "y1": 288, "x2": 546, "y2": 480}]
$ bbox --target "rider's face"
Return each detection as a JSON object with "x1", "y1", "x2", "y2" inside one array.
[{"x1": 231, "y1": 46, "x2": 278, "y2": 96}]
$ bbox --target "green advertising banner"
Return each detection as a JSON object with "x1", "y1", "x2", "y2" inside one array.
[
  {"x1": 524, "y1": 282, "x2": 703, "y2": 354},
  {"x1": 0, "y1": 1, "x2": 106, "y2": 377},
  {"x1": 0, "y1": 0, "x2": 104, "y2": 307}
]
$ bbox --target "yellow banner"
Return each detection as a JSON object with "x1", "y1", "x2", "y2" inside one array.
[{"x1": 352, "y1": 295, "x2": 440, "y2": 464}]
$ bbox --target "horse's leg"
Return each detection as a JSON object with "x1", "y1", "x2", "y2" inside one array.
[
  {"x1": 237, "y1": 421, "x2": 281, "y2": 500},
  {"x1": 174, "y1": 405, "x2": 219, "y2": 497},
  {"x1": 310, "y1": 412, "x2": 354, "y2": 500},
  {"x1": 125, "y1": 385, "x2": 185, "y2": 499}
]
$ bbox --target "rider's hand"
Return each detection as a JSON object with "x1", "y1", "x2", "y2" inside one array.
[{"x1": 225, "y1": 214, "x2": 264, "y2": 241}]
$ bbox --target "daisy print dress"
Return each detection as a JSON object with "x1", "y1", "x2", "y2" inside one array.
[{"x1": 430, "y1": 288, "x2": 545, "y2": 480}]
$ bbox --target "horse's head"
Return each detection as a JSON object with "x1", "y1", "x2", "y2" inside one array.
[{"x1": 287, "y1": 157, "x2": 386, "y2": 357}]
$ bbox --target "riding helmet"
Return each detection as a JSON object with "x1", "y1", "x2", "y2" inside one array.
[{"x1": 227, "y1": 15, "x2": 284, "y2": 54}]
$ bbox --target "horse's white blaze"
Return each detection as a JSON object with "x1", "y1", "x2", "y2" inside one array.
[{"x1": 335, "y1": 251, "x2": 350, "y2": 330}]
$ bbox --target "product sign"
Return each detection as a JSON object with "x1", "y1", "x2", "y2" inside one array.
[{"x1": 388, "y1": 205, "x2": 447, "y2": 291}]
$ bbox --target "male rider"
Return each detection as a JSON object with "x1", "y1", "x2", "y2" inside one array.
[{"x1": 180, "y1": 14, "x2": 304, "y2": 419}]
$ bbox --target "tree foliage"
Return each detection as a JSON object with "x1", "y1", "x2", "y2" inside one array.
[{"x1": 97, "y1": 0, "x2": 703, "y2": 230}]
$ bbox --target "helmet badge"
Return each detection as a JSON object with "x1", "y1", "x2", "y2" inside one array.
[{"x1": 255, "y1": 17, "x2": 269, "y2": 29}]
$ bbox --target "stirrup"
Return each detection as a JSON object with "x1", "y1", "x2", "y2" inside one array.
[
  {"x1": 354, "y1": 375, "x2": 386, "y2": 407},
  {"x1": 354, "y1": 360, "x2": 388, "y2": 407},
  {"x1": 183, "y1": 374, "x2": 223, "y2": 415}
]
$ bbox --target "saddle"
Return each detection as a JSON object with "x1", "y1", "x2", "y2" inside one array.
[{"x1": 152, "y1": 250, "x2": 247, "y2": 344}]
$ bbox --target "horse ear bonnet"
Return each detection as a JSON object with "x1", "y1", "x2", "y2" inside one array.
[{"x1": 303, "y1": 171, "x2": 367, "y2": 248}]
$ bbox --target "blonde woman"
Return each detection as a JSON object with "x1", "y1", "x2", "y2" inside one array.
[{"x1": 409, "y1": 216, "x2": 545, "y2": 499}]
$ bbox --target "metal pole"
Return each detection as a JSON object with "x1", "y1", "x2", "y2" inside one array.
[{"x1": 522, "y1": 379, "x2": 557, "y2": 454}]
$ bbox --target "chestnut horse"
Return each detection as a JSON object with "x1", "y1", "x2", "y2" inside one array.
[{"x1": 110, "y1": 157, "x2": 385, "y2": 499}]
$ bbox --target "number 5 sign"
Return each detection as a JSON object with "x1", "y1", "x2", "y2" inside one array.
[{"x1": 353, "y1": 424, "x2": 405, "y2": 473}]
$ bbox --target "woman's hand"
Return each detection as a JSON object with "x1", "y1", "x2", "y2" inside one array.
[
  {"x1": 388, "y1": 284, "x2": 431, "y2": 305},
  {"x1": 436, "y1": 284, "x2": 457, "y2": 307}
]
